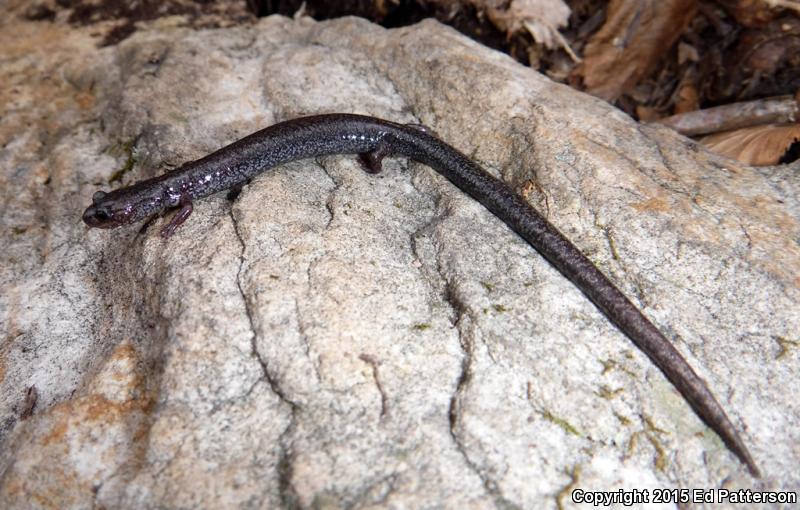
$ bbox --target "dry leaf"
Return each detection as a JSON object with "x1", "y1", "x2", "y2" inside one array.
[
  {"x1": 701, "y1": 123, "x2": 800, "y2": 165},
  {"x1": 571, "y1": 0, "x2": 697, "y2": 102},
  {"x1": 737, "y1": 17, "x2": 800, "y2": 73},
  {"x1": 677, "y1": 41, "x2": 700, "y2": 65},
  {"x1": 674, "y1": 80, "x2": 700, "y2": 114},
  {"x1": 714, "y1": 0, "x2": 783, "y2": 27},
  {"x1": 710, "y1": 15, "x2": 800, "y2": 101},
  {"x1": 767, "y1": 0, "x2": 800, "y2": 15},
  {"x1": 636, "y1": 105, "x2": 661, "y2": 121},
  {"x1": 472, "y1": 0, "x2": 571, "y2": 48}
]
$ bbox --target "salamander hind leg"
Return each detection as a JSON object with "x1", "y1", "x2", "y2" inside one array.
[{"x1": 357, "y1": 144, "x2": 391, "y2": 174}]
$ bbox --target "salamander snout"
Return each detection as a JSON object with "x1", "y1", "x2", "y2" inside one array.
[
  {"x1": 82, "y1": 204, "x2": 120, "y2": 229},
  {"x1": 82, "y1": 190, "x2": 127, "y2": 229}
]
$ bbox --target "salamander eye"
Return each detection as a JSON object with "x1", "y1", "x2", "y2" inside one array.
[
  {"x1": 94, "y1": 209, "x2": 110, "y2": 221},
  {"x1": 92, "y1": 191, "x2": 108, "y2": 203}
]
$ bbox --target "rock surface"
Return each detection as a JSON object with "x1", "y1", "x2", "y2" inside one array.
[{"x1": 1, "y1": 7, "x2": 799, "y2": 510}]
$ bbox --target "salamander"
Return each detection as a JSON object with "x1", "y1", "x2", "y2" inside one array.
[{"x1": 82, "y1": 113, "x2": 759, "y2": 476}]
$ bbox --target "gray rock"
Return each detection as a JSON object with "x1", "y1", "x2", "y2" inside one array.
[{"x1": 1, "y1": 12, "x2": 798, "y2": 510}]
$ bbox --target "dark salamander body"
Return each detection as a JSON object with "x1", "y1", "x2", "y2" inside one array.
[{"x1": 83, "y1": 113, "x2": 759, "y2": 475}]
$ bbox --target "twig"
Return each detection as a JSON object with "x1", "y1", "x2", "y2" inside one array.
[{"x1": 653, "y1": 94, "x2": 799, "y2": 136}]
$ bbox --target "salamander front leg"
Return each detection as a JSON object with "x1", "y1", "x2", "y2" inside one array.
[
  {"x1": 160, "y1": 195, "x2": 193, "y2": 238},
  {"x1": 357, "y1": 145, "x2": 390, "y2": 174}
]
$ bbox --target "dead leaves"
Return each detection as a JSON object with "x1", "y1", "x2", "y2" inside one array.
[
  {"x1": 465, "y1": 0, "x2": 800, "y2": 166},
  {"x1": 476, "y1": 0, "x2": 571, "y2": 49},
  {"x1": 561, "y1": 0, "x2": 800, "y2": 166},
  {"x1": 571, "y1": 0, "x2": 697, "y2": 102},
  {"x1": 701, "y1": 124, "x2": 800, "y2": 165},
  {"x1": 716, "y1": 0, "x2": 788, "y2": 26}
]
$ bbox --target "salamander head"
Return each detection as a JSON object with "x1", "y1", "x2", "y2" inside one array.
[
  {"x1": 82, "y1": 186, "x2": 165, "y2": 230},
  {"x1": 82, "y1": 190, "x2": 134, "y2": 229}
]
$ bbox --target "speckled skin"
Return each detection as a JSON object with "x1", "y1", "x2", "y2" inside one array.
[{"x1": 83, "y1": 114, "x2": 758, "y2": 475}]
